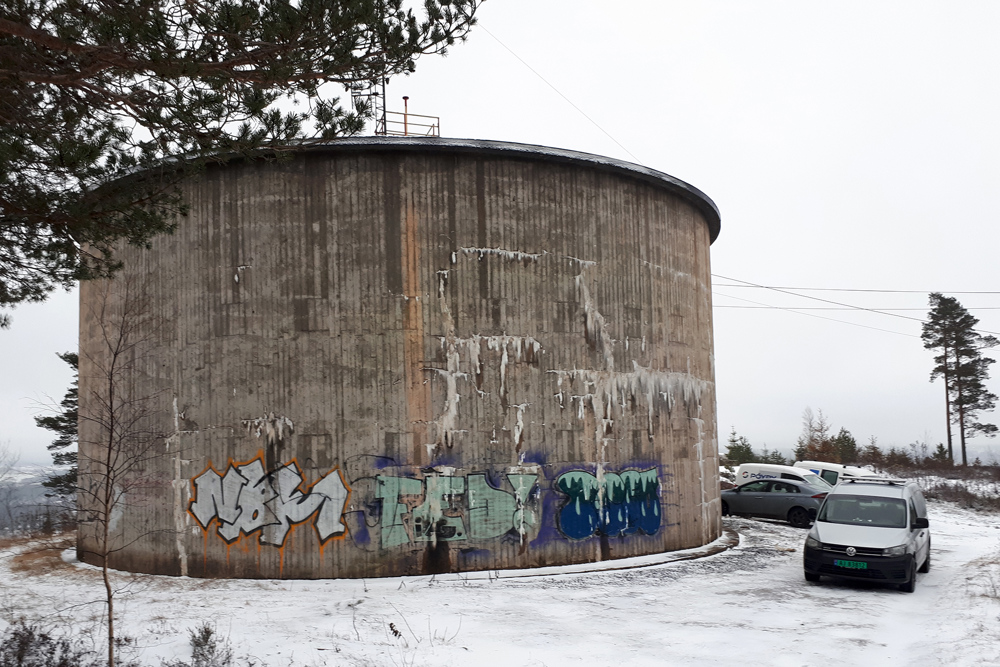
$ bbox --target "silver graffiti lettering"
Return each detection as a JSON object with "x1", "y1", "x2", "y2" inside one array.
[{"x1": 189, "y1": 459, "x2": 349, "y2": 546}]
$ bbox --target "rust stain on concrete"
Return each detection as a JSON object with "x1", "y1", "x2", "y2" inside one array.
[{"x1": 402, "y1": 200, "x2": 431, "y2": 466}]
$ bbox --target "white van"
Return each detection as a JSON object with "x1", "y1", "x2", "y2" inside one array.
[
  {"x1": 793, "y1": 460, "x2": 872, "y2": 486},
  {"x1": 735, "y1": 463, "x2": 833, "y2": 489},
  {"x1": 803, "y1": 477, "x2": 930, "y2": 592}
]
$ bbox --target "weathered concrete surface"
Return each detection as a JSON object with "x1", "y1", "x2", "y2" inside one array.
[{"x1": 77, "y1": 138, "x2": 722, "y2": 578}]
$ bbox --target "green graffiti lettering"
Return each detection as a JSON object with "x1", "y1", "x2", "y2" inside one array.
[
  {"x1": 412, "y1": 476, "x2": 466, "y2": 542},
  {"x1": 467, "y1": 474, "x2": 538, "y2": 538},
  {"x1": 375, "y1": 475, "x2": 422, "y2": 548}
]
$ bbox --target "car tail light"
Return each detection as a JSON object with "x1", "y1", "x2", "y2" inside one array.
[{"x1": 811, "y1": 493, "x2": 828, "y2": 499}]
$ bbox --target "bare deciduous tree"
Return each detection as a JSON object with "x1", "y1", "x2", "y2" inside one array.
[
  {"x1": 0, "y1": 440, "x2": 19, "y2": 533},
  {"x1": 77, "y1": 274, "x2": 165, "y2": 667}
]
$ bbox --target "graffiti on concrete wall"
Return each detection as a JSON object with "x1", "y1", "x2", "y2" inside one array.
[
  {"x1": 555, "y1": 468, "x2": 661, "y2": 539},
  {"x1": 188, "y1": 461, "x2": 662, "y2": 551},
  {"x1": 375, "y1": 472, "x2": 539, "y2": 548},
  {"x1": 188, "y1": 456, "x2": 350, "y2": 546}
]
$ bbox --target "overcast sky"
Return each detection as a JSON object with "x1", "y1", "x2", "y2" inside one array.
[{"x1": 4, "y1": 0, "x2": 1000, "y2": 465}]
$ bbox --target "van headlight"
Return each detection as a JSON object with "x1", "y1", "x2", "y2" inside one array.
[
  {"x1": 805, "y1": 535, "x2": 821, "y2": 549},
  {"x1": 882, "y1": 545, "x2": 906, "y2": 557}
]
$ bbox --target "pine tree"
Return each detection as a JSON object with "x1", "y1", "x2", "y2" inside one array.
[
  {"x1": 0, "y1": 0, "x2": 480, "y2": 327},
  {"x1": 921, "y1": 293, "x2": 999, "y2": 466},
  {"x1": 35, "y1": 352, "x2": 78, "y2": 497},
  {"x1": 831, "y1": 428, "x2": 859, "y2": 464},
  {"x1": 725, "y1": 428, "x2": 757, "y2": 464},
  {"x1": 758, "y1": 447, "x2": 788, "y2": 465}
]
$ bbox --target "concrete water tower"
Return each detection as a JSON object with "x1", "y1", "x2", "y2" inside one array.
[{"x1": 77, "y1": 137, "x2": 722, "y2": 578}]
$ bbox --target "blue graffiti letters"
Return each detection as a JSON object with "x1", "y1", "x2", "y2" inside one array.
[{"x1": 555, "y1": 468, "x2": 660, "y2": 539}]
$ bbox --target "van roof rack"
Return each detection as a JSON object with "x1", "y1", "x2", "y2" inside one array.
[{"x1": 844, "y1": 476, "x2": 907, "y2": 485}]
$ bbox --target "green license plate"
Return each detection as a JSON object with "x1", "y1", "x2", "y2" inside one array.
[{"x1": 834, "y1": 559, "x2": 868, "y2": 569}]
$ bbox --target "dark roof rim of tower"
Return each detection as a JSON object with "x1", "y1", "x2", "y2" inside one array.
[{"x1": 298, "y1": 137, "x2": 721, "y2": 243}]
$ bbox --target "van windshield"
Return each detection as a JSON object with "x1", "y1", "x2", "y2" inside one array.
[
  {"x1": 818, "y1": 495, "x2": 907, "y2": 528},
  {"x1": 803, "y1": 474, "x2": 833, "y2": 489}
]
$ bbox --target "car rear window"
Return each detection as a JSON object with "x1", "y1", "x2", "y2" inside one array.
[
  {"x1": 818, "y1": 495, "x2": 907, "y2": 528},
  {"x1": 802, "y1": 474, "x2": 832, "y2": 489}
]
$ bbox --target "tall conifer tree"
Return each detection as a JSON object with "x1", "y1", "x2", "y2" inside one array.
[
  {"x1": 35, "y1": 352, "x2": 78, "y2": 497},
  {"x1": 921, "y1": 293, "x2": 998, "y2": 466},
  {"x1": 0, "y1": 0, "x2": 480, "y2": 327}
]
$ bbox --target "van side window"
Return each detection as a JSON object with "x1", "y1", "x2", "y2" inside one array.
[
  {"x1": 821, "y1": 470, "x2": 839, "y2": 485},
  {"x1": 909, "y1": 499, "x2": 918, "y2": 528},
  {"x1": 781, "y1": 473, "x2": 804, "y2": 481}
]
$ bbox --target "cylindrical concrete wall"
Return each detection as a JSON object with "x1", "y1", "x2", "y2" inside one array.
[{"x1": 77, "y1": 138, "x2": 722, "y2": 578}]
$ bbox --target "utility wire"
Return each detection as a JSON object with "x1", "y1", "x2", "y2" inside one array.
[
  {"x1": 712, "y1": 291, "x2": 919, "y2": 338},
  {"x1": 715, "y1": 306, "x2": 1000, "y2": 311},
  {"x1": 712, "y1": 274, "x2": 1000, "y2": 337},
  {"x1": 712, "y1": 283, "x2": 1000, "y2": 295},
  {"x1": 477, "y1": 22, "x2": 643, "y2": 165},
  {"x1": 713, "y1": 274, "x2": 929, "y2": 323}
]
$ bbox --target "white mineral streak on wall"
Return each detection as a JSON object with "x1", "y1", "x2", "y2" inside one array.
[
  {"x1": 436, "y1": 270, "x2": 448, "y2": 299},
  {"x1": 242, "y1": 413, "x2": 294, "y2": 445},
  {"x1": 550, "y1": 362, "x2": 711, "y2": 435},
  {"x1": 108, "y1": 486, "x2": 124, "y2": 533},
  {"x1": 461, "y1": 246, "x2": 545, "y2": 263},
  {"x1": 167, "y1": 397, "x2": 189, "y2": 576},
  {"x1": 511, "y1": 402, "x2": 529, "y2": 448},
  {"x1": 575, "y1": 274, "x2": 615, "y2": 371},
  {"x1": 506, "y1": 468, "x2": 539, "y2": 542},
  {"x1": 691, "y1": 417, "x2": 712, "y2": 529},
  {"x1": 485, "y1": 335, "x2": 542, "y2": 399},
  {"x1": 432, "y1": 335, "x2": 542, "y2": 446},
  {"x1": 641, "y1": 260, "x2": 691, "y2": 283},
  {"x1": 562, "y1": 255, "x2": 598, "y2": 268},
  {"x1": 233, "y1": 263, "x2": 252, "y2": 284},
  {"x1": 429, "y1": 340, "x2": 466, "y2": 448}
]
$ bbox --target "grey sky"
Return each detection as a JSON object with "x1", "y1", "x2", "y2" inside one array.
[{"x1": 4, "y1": 0, "x2": 1000, "y2": 464}]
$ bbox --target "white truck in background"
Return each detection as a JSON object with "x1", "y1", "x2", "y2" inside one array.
[
  {"x1": 735, "y1": 463, "x2": 833, "y2": 489},
  {"x1": 793, "y1": 460, "x2": 876, "y2": 486}
]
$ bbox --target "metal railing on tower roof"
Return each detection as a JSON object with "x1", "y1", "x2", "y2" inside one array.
[{"x1": 375, "y1": 96, "x2": 440, "y2": 137}]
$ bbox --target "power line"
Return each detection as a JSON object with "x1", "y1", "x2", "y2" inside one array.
[
  {"x1": 715, "y1": 306, "x2": 1000, "y2": 311},
  {"x1": 477, "y1": 22, "x2": 643, "y2": 165},
  {"x1": 712, "y1": 291, "x2": 919, "y2": 338},
  {"x1": 713, "y1": 273, "x2": 928, "y2": 322},
  {"x1": 712, "y1": 273, "x2": 1000, "y2": 336},
  {"x1": 712, "y1": 282, "x2": 1000, "y2": 295}
]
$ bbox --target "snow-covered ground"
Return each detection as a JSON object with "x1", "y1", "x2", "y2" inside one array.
[{"x1": 2, "y1": 501, "x2": 999, "y2": 666}]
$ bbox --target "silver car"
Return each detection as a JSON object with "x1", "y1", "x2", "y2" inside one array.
[{"x1": 721, "y1": 478, "x2": 830, "y2": 528}]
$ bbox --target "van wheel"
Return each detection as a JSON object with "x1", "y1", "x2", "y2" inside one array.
[
  {"x1": 721, "y1": 501, "x2": 729, "y2": 516},
  {"x1": 804, "y1": 571, "x2": 820, "y2": 583},
  {"x1": 918, "y1": 540, "x2": 931, "y2": 573},
  {"x1": 899, "y1": 560, "x2": 917, "y2": 593},
  {"x1": 788, "y1": 507, "x2": 811, "y2": 529}
]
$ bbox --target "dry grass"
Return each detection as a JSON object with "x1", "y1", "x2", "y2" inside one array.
[
  {"x1": 0, "y1": 536, "x2": 25, "y2": 550},
  {"x1": 8, "y1": 533, "x2": 77, "y2": 575},
  {"x1": 923, "y1": 481, "x2": 1000, "y2": 512}
]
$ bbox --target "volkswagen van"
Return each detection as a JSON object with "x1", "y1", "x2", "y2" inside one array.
[{"x1": 803, "y1": 477, "x2": 930, "y2": 592}]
